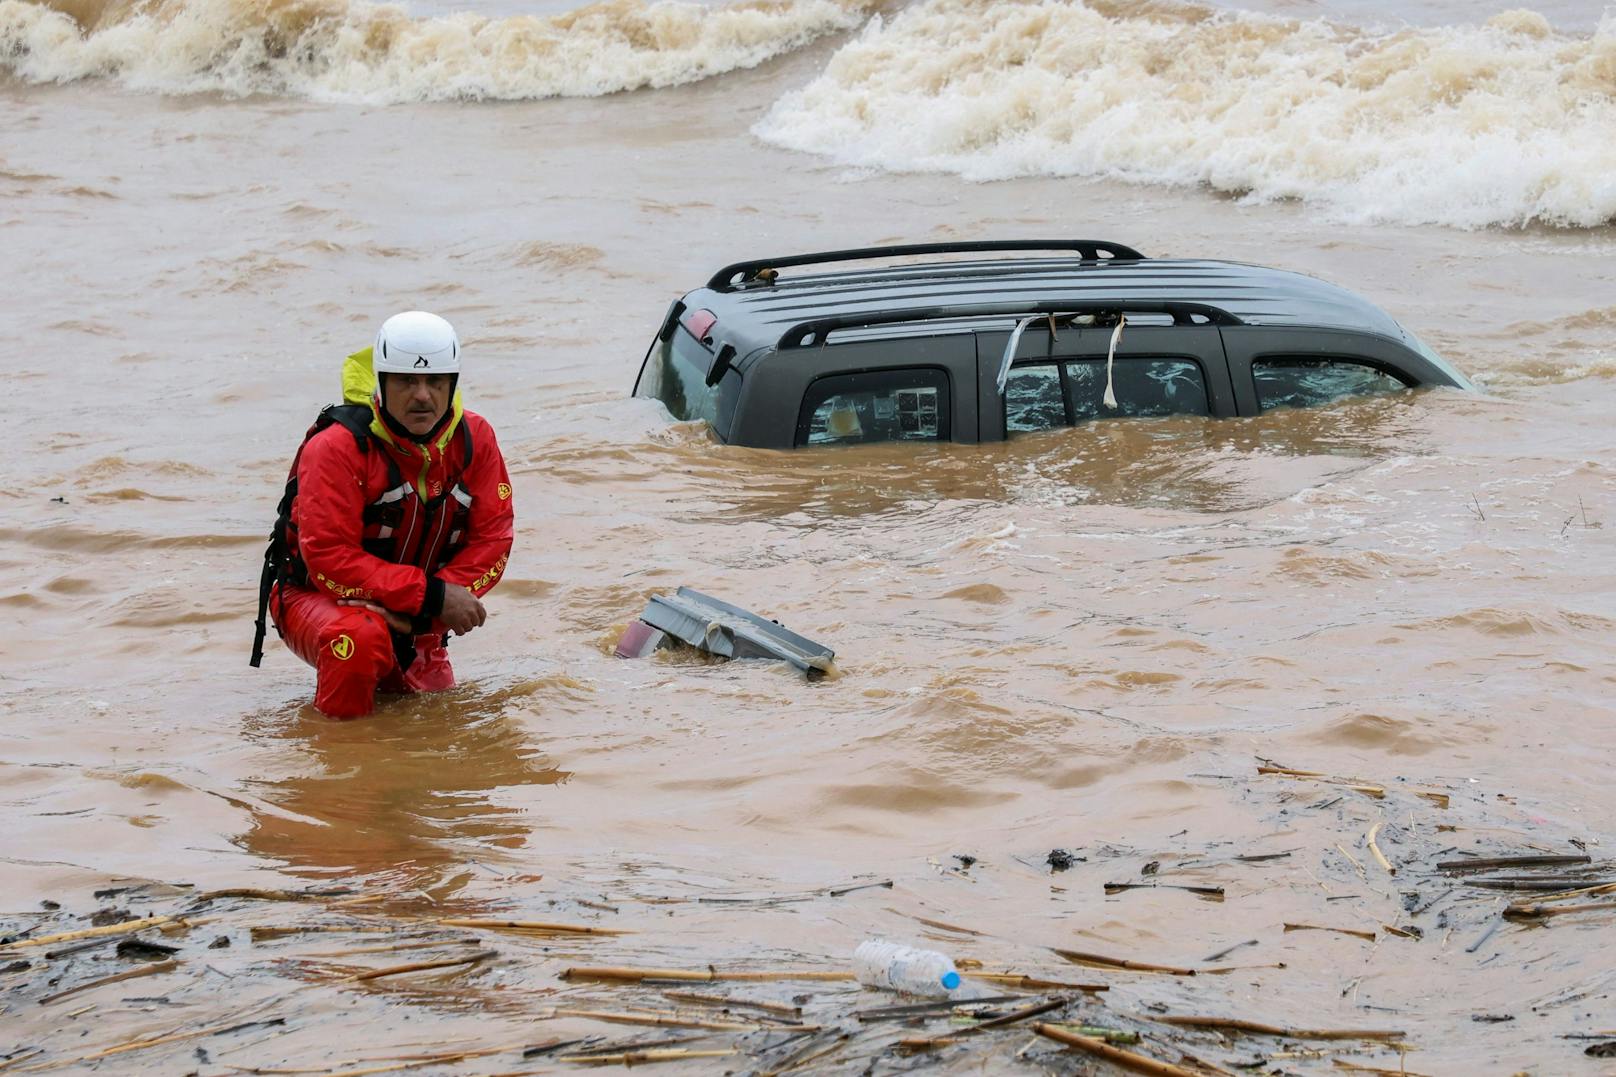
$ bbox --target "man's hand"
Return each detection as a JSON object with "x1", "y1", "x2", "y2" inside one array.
[
  {"x1": 338, "y1": 598, "x2": 412, "y2": 635},
  {"x1": 438, "y1": 584, "x2": 487, "y2": 636}
]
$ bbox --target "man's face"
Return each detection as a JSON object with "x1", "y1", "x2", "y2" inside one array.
[{"x1": 383, "y1": 373, "x2": 452, "y2": 437}]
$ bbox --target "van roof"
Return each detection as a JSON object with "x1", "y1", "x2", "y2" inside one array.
[{"x1": 689, "y1": 254, "x2": 1410, "y2": 354}]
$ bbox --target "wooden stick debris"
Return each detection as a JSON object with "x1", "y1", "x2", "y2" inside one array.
[
  {"x1": 904, "y1": 913, "x2": 988, "y2": 936},
  {"x1": 435, "y1": 918, "x2": 629, "y2": 936},
  {"x1": 658, "y1": 990, "x2": 802, "y2": 1017},
  {"x1": 1502, "y1": 880, "x2": 1616, "y2": 904},
  {"x1": 557, "y1": 1048, "x2": 737, "y2": 1066},
  {"x1": 1256, "y1": 766, "x2": 1385, "y2": 799},
  {"x1": 1504, "y1": 900, "x2": 1616, "y2": 922},
  {"x1": 1465, "y1": 877, "x2": 1608, "y2": 892},
  {"x1": 250, "y1": 925, "x2": 396, "y2": 941},
  {"x1": 1155, "y1": 1016, "x2": 1406, "y2": 1041},
  {"x1": 1366, "y1": 823, "x2": 1395, "y2": 876},
  {"x1": 1437, "y1": 855, "x2": 1590, "y2": 873},
  {"x1": 191, "y1": 887, "x2": 351, "y2": 903},
  {"x1": 1103, "y1": 883, "x2": 1226, "y2": 900},
  {"x1": 1331, "y1": 1060, "x2": 1435, "y2": 1077},
  {"x1": 554, "y1": 1008, "x2": 763, "y2": 1032},
  {"x1": 1282, "y1": 923, "x2": 1377, "y2": 943},
  {"x1": 1034, "y1": 1023, "x2": 1201, "y2": 1076},
  {"x1": 1052, "y1": 948, "x2": 1195, "y2": 975},
  {"x1": 1414, "y1": 791, "x2": 1450, "y2": 809},
  {"x1": 339, "y1": 950, "x2": 496, "y2": 983},
  {"x1": 855, "y1": 996, "x2": 1025, "y2": 1021},
  {"x1": 38, "y1": 959, "x2": 179, "y2": 1005},
  {"x1": 0, "y1": 1048, "x2": 43, "y2": 1073},
  {"x1": 308, "y1": 1046, "x2": 514, "y2": 1077},
  {"x1": 3, "y1": 915, "x2": 181, "y2": 950},
  {"x1": 561, "y1": 965, "x2": 851, "y2": 984},
  {"x1": 893, "y1": 996, "x2": 1068, "y2": 1049},
  {"x1": 968, "y1": 972, "x2": 1109, "y2": 991}
]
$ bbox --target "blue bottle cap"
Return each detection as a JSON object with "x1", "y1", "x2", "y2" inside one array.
[{"x1": 940, "y1": 970, "x2": 961, "y2": 990}]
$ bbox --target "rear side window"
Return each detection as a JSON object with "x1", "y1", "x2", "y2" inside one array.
[
  {"x1": 797, "y1": 368, "x2": 950, "y2": 447},
  {"x1": 1253, "y1": 358, "x2": 1408, "y2": 412},
  {"x1": 641, "y1": 328, "x2": 726, "y2": 426},
  {"x1": 1006, "y1": 358, "x2": 1208, "y2": 432}
]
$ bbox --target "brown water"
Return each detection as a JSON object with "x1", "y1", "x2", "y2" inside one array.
[{"x1": 5, "y1": 7, "x2": 1616, "y2": 1072}]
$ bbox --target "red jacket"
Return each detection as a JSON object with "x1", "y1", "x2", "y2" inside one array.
[{"x1": 290, "y1": 406, "x2": 513, "y2": 619}]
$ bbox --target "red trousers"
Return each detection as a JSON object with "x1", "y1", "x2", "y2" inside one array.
[{"x1": 271, "y1": 585, "x2": 454, "y2": 719}]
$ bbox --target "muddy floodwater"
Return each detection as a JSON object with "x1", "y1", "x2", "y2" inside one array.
[{"x1": 4, "y1": 0, "x2": 1616, "y2": 1072}]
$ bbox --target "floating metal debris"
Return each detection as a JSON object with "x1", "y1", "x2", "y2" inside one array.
[{"x1": 615, "y1": 587, "x2": 834, "y2": 677}]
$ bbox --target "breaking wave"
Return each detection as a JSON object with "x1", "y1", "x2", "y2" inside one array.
[
  {"x1": 754, "y1": 0, "x2": 1616, "y2": 229},
  {"x1": 0, "y1": 0, "x2": 866, "y2": 101}
]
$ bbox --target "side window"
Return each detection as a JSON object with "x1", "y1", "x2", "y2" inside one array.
[
  {"x1": 1065, "y1": 358, "x2": 1208, "y2": 423},
  {"x1": 1006, "y1": 364, "x2": 1065, "y2": 432},
  {"x1": 1253, "y1": 358, "x2": 1407, "y2": 411},
  {"x1": 644, "y1": 328, "x2": 727, "y2": 426},
  {"x1": 797, "y1": 368, "x2": 950, "y2": 447}
]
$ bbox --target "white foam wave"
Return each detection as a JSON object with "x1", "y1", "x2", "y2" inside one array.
[
  {"x1": 0, "y1": 0, "x2": 865, "y2": 102},
  {"x1": 753, "y1": 0, "x2": 1616, "y2": 229}
]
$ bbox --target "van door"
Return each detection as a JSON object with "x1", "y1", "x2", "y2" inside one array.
[{"x1": 975, "y1": 321, "x2": 1235, "y2": 442}]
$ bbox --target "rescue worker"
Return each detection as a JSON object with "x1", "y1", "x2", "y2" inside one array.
[{"x1": 261, "y1": 311, "x2": 514, "y2": 719}]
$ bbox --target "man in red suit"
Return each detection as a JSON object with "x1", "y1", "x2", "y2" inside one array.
[{"x1": 262, "y1": 311, "x2": 514, "y2": 718}]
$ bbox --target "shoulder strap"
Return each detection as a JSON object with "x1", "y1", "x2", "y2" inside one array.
[{"x1": 251, "y1": 402, "x2": 375, "y2": 668}]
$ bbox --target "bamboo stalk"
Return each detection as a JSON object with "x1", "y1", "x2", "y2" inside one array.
[
  {"x1": 310, "y1": 1047, "x2": 511, "y2": 1077},
  {"x1": 554, "y1": 1008, "x2": 762, "y2": 1032},
  {"x1": 557, "y1": 1049, "x2": 737, "y2": 1066},
  {"x1": 1366, "y1": 823, "x2": 1395, "y2": 876},
  {"x1": 4, "y1": 915, "x2": 180, "y2": 950},
  {"x1": 1282, "y1": 923, "x2": 1377, "y2": 943},
  {"x1": 435, "y1": 919, "x2": 629, "y2": 936},
  {"x1": 191, "y1": 887, "x2": 351, "y2": 903},
  {"x1": 1414, "y1": 791, "x2": 1450, "y2": 808},
  {"x1": 1044, "y1": 1024, "x2": 1141, "y2": 1046},
  {"x1": 896, "y1": 997, "x2": 1067, "y2": 1050},
  {"x1": 1155, "y1": 1016, "x2": 1406, "y2": 1041},
  {"x1": 1331, "y1": 1061, "x2": 1435, "y2": 1077},
  {"x1": 1437, "y1": 855, "x2": 1590, "y2": 872},
  {"x1": 658, "y1": 990, "x2": 802, "y2": 1017},
  {"x1": 250, "y1": 925, "x2": 395, "y2": 941},
  {"x1": 1034, "y1": 1023, "x2": 1201, "y2": 1076},
  {"x1": 1052, "y1": 948, "x2": 1195, "y2": 975},
  {"x1": 968, "y1": 972, "x2": 1108, "y2": 992},
  {"x1": 1505, "y1": 880, "x2": 1616, "y2": 904},
  {"x1": 906, "y1": 914, "x2": 988, "y2": 936},
  {"x1": 0, "y1": 1048, "x2": 43, "y2": 1073},
  {"x1": 560, "y1": 965, "x2": 851, "y2": 984},
  {"x1": 1335, "y1": 844, "x2": 1367, "y2": 880},
  {"x1": 38, "y1": 959, "x2": 179, "y2": 1005},
  {"x1": 1256, "y1": 767, "x2": 1385, "y2": 798},
  {"x1": 1504, "y1": 900, "x2": 1616, "y2": 921},
  {"x1": 303, "y1": 938, "x2": 482, "y2": 959},
  {"x1": 339, "y1": 950, "x2": 496, "y2": 983}
]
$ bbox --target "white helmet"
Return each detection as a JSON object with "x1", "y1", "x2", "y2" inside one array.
[{"x1": 373, "y1": 311, "x2": 459, "y2": 374}]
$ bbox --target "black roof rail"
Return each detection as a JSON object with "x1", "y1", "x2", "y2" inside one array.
[
  {"x1": 708, "y1": 240, "x2": 1146, "y2": 291},
  {"x1": 777, "y1": 300, "x2": 1240, "y2": 349}
]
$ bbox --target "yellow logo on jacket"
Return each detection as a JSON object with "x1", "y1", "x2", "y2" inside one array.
[
  {"x1": 498, "y1": 483, "x2": 512, "y2": 501},
  {"x1": 330, "y1": 634, "x2": 355, "y2": 661}
]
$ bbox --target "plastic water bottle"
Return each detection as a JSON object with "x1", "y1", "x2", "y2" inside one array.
[{"x1": 852, "y1": 939, "x2": 963, "y2": 997}]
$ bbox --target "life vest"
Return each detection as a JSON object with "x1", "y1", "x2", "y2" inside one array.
[{"x1": 250, "y1": 403, "x2": 474, "y2": 667}]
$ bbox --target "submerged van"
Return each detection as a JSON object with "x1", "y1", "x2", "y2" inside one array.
[{"x1": 633, "y1": 241, "x2": 1472, "y2": 449}]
